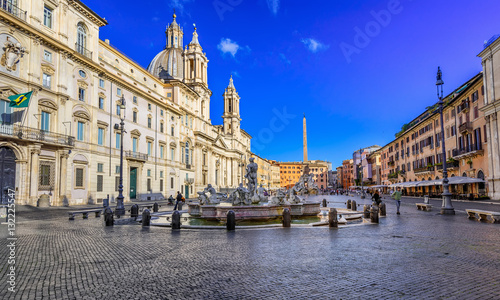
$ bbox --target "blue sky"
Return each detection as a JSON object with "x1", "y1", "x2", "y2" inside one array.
[{"x1": 84, "y1": 0, "x2": 500, "y2": 168}]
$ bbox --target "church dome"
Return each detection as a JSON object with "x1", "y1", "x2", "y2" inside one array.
[{"x1": 147, "y1": 47, "x2": 184, "y2": 80}]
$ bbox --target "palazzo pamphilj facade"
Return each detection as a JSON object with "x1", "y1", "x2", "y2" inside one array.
[{"x1": 0, "y1": 0, "x2": 253, "y2": 205}]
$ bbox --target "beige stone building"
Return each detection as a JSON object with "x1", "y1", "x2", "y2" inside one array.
[
  {"x1": 479, "y1": 35, "x2": 500, "y2": 200},
  {"x1": 0, "y1": 1, "x2": 253, "y2": 205},
  {"x1": 380, "y1": 73, "x2": 488, "y2": 198}
]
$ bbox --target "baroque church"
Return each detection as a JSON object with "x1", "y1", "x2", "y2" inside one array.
[{"x1": 0, "y1": 1, "x2": 251, "y2": 206}]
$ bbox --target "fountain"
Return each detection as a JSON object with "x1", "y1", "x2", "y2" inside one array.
[{"x1": 188, "y1": 158, "x2": 321, "y2": 222}]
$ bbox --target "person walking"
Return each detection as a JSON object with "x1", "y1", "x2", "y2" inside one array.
[
  {"x1": 391, "y1": 188, "x2": 402, "y2": 214},
  {"x1": 174, "y1": 191, "x2": 183, "y2": 211}
]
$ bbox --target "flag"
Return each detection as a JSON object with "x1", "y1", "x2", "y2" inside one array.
[{"x1": 8, "y1": 91, "x2": 33, "y2": 108}]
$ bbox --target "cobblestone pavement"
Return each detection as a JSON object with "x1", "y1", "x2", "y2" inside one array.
[{"x1": 1, "y1": 195, "x2": 500, "y2": 299}]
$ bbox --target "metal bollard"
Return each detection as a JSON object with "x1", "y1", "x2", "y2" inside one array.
[
  {"x1": 142, "y1": 209, "x2": 151, "y2": 227},
  {"x1": 351, "y1": 200, "x2": 357, "y2": 211},
  {"x1": 329, "y1": 208, "x2": 338, "y2": 228},
  {"x1": 104, "y1": 207, "x2": 114, "y2": 226},
  {"x1": 379, "y1": 203, "x2": 386, "y2": 217},
  {"x1": 322, "y1": 199, "x2": 327, "y2": 207},
  {"x1": 227, "y1": 210, "x2": 236, "y2": 231},
  {"x1": 347, "y1": 199, "x2": 352, "y2": 210},
  {"x1": 171, "y1": 210, "x2": 181, "y2": 229},
  {"x1": 363, "y1": 205, "x2": 370, "y2": 218},
  {"x1": 153, "y1": 202, "x2": 159, "y2": 213},
  {"x1": 370, "y1": 205, "x2": 379, "y2": 223},
  {"x1": 282, "y1": 208, "x2": 291, "y2": 227},
  {"x1": 130, "y1": 204, "x2": 139, "y2": 219}
]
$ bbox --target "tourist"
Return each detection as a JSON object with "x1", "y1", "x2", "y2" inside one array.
[
  {"x1": 174, "y1": 191, "x2": 183, "y2": 210},
  {"x1": 372, "y1": 191, "x2": 381, "y2": 206},
  {"x1": 391, "y1": 188, "x2": 402, "y2": 214},
  {"x1": 168, "y1": 195, "x2": 174, "y2": 205}
]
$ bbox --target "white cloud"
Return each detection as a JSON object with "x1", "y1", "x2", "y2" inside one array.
[
  {"x1": 217, "y1": 38, "x2": 250, "y2": 57},
  {"x1": 152, "y1": 17, "x2": 160, "y2": 22},
  {"x1": 279, "y1": 53, "x2": 291, "y2": 65},
  {"x1": 170, "y1": 0, "x2": 193, "y2": 15},
  {"x1": 301, "y1": 38, "x2": 329, "y2": 53},
  {"x1": 232, "y1": 71, "x2": 241, "y2": 78},
  {"x1": 267, "y1": 0, "x2": 280, "y2": 15}
]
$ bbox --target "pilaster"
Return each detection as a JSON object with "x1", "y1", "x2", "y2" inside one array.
[{"x1": 29, "y1": 144, "x2": 42, "y2": 205}]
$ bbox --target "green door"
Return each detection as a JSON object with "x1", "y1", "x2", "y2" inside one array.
[
  {"x1": 185, "y1": 185, "x2": 189, "y2": 199},
  {"x1": 130, "y1": 167, "x2": 137, "y2": 199}
]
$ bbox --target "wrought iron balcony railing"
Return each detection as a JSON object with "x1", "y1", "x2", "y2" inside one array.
[
  {"x1": 0, "y1": 124, "x2": 74, "y2": 146},
  {"x1": 414, "y1": 166, "x2": 435, "y2": 174},
  {"x1": 0, "y1": 0, "x2": 27, "y2": 21},
  {"x1": 459, "y1": 122, "x2": 472, "y2": 134},
  {"x1": 452, "y1": 143, "x2": 482, "y2": 157},
  {"x1": 125, "y1": 151, "x2": 148, "y2": 161},
  {"x1": 75, "y1": 43, "x2": 92, "y2": 59}
]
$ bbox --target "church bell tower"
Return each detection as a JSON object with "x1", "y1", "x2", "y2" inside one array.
[{"x1": 222, "y1": 75, "x2": 240, "y2": 136}]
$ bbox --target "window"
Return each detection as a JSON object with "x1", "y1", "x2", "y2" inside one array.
[
  {"x1": 76, "y1": 23, "x2": 87, "y2": 54},
  {"x1": 147, "y1": 141, "x2": 152, "y2": 155},
  {"x1": 185, "y1": 115, "x2": 188, "y2": 126},
  {"x1": 40, "y1": 164, "x2": 51, "y2": 186},
  {"x1": 115, "y1": 176, "x2": 120, "y2": 191},
  {"x1": 171, "y1": 148, "x2": 175, "y2": 161},
  {"x1": 41, "y1": 111, "x2": 50, "y2": 131},
  {"x1": 160, "y1": 109, "x2": 164, "y2": 116},
  {"x1": 148, "y1": 103, "x2": 152, "y2": 110},
  {"x1": 160, "y1": 179, "x2": 163, "y2": 192},
  {"x1": 97, "y1": 175, "x2": 103, "y2": 192},
  {"x1": 133, "y1": 111, "x2": 137, "y2": 123},
  {"x1": 0, "y1": 100, "x2": 13, "y2": 124},
  {"x1": 474, "y1": 106, "x2": 479, "y2": 119},
  {"x1": 171, "y1": 126, "x2": 175, "y2": 136},
  {"x1": 116, "y1": 104, "x2": 121, "y2": 116},
  {"x1": 97, "y1": 128, "x2": 104, "y2": 145},
  {"x1": 75, "y1": 168, "x2": 84, "y2": 188},
  {"x1": 148, "y1": 117, "x2": 152, "y2": 128},
  {"x1": 160, "y1": 146, "x2": 164, "y2": 158},
  {"x1": 167, "y1": 93, "x2": 172, "y2": 98},
  {"x1": 78, "y1": 88, "x2": 85, "y2": 102},
  {"x1": 99, "y1": 79, "x2": 105, "y2": 88},
  {"x1": 117, "y1": 88, "x2": 122, "y2": 96},
  {"x1": 185, "y1": 142, "x2": 190, "y2": 165},
  {"x1": 77, "y1": 121, "x2": 84, "y2": 141},
  {"x1": 43, "y1": 6, "x2": 53, "y2": 28},
  {"x1": 472, "y1": 91, "x2": 478, "y2": 102},
  {"x1": 132, "y1": 137, "x2": 138, "y2": 152},
  {"x1": 97, "y1": 163, "x2": 104, "y2": 173},
  {"x1": 98, "y1": 97, "x2": 104, "y2": 110},
  {"x1": 43, "y1": 50, "x2": 52, "y2": 62},
  {"x1": 147, "y1": 169, "x2": 151, "y2": 177},
  {"x1": 42, "y1": 73, "x2": 51, "y2": 88},
  {"x1": 115, "y1": 165, "x2": 120, "y2": 174},
  {"x1": 171, "y1": 177, "x2": 174, "y2": 189},
  {"x1": 79, "y1": 70, "x2": 86, "y2": 78},
  {"x1": 116, "y1": 133, "x2": 121, "y2": 149},
  {"x1": 133, "y1": 96, "x2": 137, "y2": 103},
  {"x1": 160, "y1": 122, "x2": 164, "y2": 133},
  {"x1": 160, "y1": 171, "x2": 164, "y2": 178}
]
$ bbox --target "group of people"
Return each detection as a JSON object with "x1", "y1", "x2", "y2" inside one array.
[
  {"x1": 371, "y1": 188, "x2": 402, "y2": 214},
  {"x1": 167, "y1": 192, "x2": 185, "y2": 210}
]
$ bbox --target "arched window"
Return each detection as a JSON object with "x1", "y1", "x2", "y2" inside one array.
[
  {"x1": 77, "y1": 23, "x2": 87, "y2": 54},
  {"x1": 478, "y1": 170, "x2": 485, "y2": 190},
  {"x1": 185, "y1": 142, "x2": 189, "y2": 165}
]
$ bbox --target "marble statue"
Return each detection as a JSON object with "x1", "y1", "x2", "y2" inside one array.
[
  {"x1": 197, "y1": 184, "x2": 226, "y2": 205},
  {"x1": 245, "y1": 157, "x2": 258, "y2": 195},
  {"x1": 269, "y1": 189, "x2": 288, "y2": 206}
]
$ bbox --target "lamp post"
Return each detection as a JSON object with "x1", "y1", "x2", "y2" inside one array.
[
  {"x1": 436, "y1": 67, "x2": 455, "y2": 215},
  {"x1": 114, "y1": 95, "x2": 126, "y2": 216}
]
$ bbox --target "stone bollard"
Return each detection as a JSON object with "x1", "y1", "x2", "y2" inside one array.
[
  {"x1": 322, "y1": 199, "x2": 327, "y2": 207},
  {"x1": 352, "y1": 200, "x2": 357, "y2": 211},
  {"x1": 329, "y1": 208, "x2": 338, "y2": 228},
  {"x1": 153, "y1": 202, "x2": 159, "y2": 213},
  {"x1": 171, "y1": 210, "x2": 181, "y2": 229},
  {"x1": 379, "y1": 203, "x2": 386, "y2": 217},
  {"x1": 142, "y1": 209, "x2": 151, "y2": 227},
  {"x1": 282, "y1": 208, "x2": 291, "y2": 227},
  {"x1": 347, "y1": 199, "x2": 352, "y2": 210},
  {"x1": 370, "y1": 205, "x2": 379, "y2": 223},
  {"x1": 227, "y1": 210, "x2": 236, "y2": 231},
  {"x1": 104, "y1": 207, "x2": 114, "y2": 226},
  {"x1": 130, "y1": 204, "x2": 139, "y2": 219},
  {"x1": 363, "y1": 205, "x2": 370, "y2": 218}
]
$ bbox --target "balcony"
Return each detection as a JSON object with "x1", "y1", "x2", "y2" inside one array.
[
  {"x1": 75, "y1": 43, "x2": 92, "y2": 60},
  {"x1": 414, "y1": 166, "x2": 435, "y2": 175},
  {"x1": 0, "y1": 0, "x2": 27, "y2": 21},
  {"x1": 459, "y1": 122, "x2": 472, "y2": 135},
  {"x1": 125, "y1": 151, "x2": 147, "y2": 161},
  {"x1": 452, "y1": 143, "x2": 483, "y2": 159},
  {"x1": 436, "y1": 161, "x2": 459, "y2": 171},
  {"x1": 387, "y1": 160, "x2": 395, "y2": 166},
  {"x1": 0, "y1": 124, "x2": 74, "y2": 147}
]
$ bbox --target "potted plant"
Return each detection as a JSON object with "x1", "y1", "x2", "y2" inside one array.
[{"x1": 466, "y1": 159, "x2": 473, "y2": 165}]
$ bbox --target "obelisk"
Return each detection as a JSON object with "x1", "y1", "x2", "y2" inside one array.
[{"x1": 303, "y1": 114, "x2": 308, "y2": 162}]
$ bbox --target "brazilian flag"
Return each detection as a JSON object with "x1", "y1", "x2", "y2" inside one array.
[{"x1": 9, "y1": 91, "x2": 33, "y2": 108}]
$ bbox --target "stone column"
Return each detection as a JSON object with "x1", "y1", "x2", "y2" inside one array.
[
  {"x1": 29, "y1": 144, "x2": 42, "y2": 205},
  {"x1": 58, "y1": 150, "x2": 69, "y2": 206},
  {"x1": 15, "y1": 160, "x2": 28, "y2": 205},
  {"x1": 493, "y1": 113, "x2": 500, "y2": 199}
]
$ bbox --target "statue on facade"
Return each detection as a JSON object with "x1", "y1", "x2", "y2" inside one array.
[{"x1": 1, "y1": 38, "x2": 25, "y2": 72}]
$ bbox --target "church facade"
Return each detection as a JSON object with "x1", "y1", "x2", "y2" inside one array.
[{"x1": 0, "y1": 1, "x2": 251, "y2": 206}]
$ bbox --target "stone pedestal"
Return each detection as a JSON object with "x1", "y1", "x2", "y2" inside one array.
[{"x1": 37, "y1": 194, "x2": 50, "y2": 207}]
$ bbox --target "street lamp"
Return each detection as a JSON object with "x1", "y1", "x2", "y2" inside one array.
[
  {"x1": 114, "y1": 95, "x2": 126, "y2": 216},
  {"x1": 436, "y1": 67, "x2": 455, "y2": 215}
]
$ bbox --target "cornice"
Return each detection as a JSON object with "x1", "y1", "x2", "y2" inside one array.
[{"x1": 67, "y1": 0, "x2": 107, "y2": 27}]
